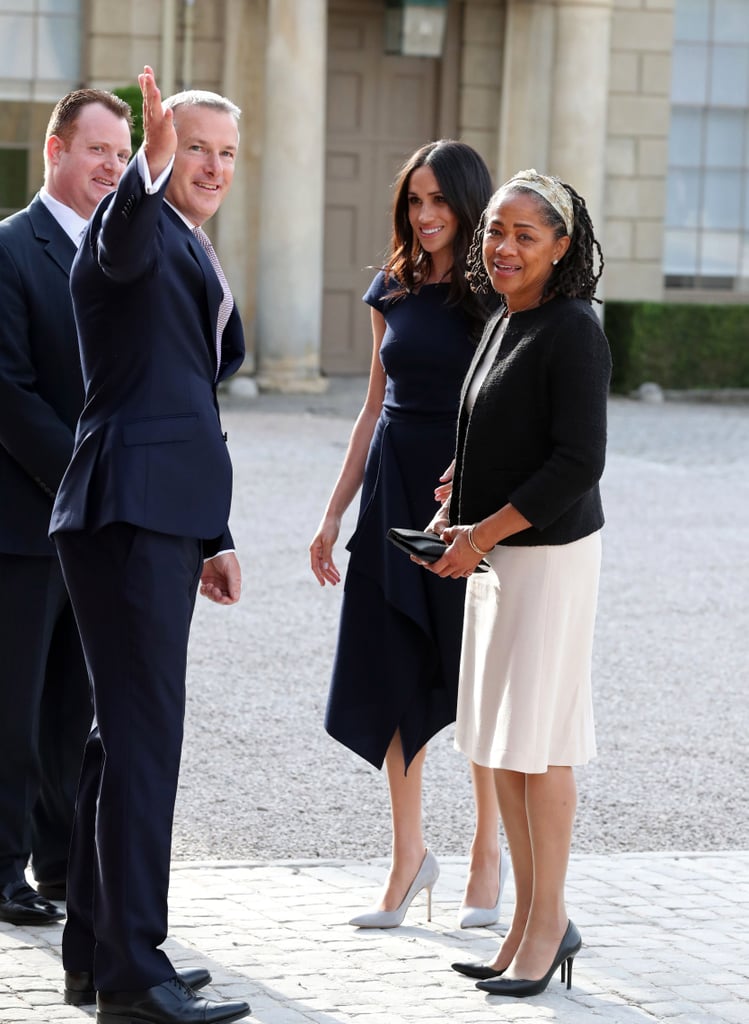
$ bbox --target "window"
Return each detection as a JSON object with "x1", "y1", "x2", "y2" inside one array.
[
  {"x1": 0, "y1": 147, "x2": 28, "y2": 217},
  {"x1": 0, "y1": 2, "x2": 81, "y2": 216},
  {"x1": 664, "y1": 0, "x2": 749, "y2": 291},
  {"x1": 0, "y1": 0, "x2": 81, "y2": 102}
]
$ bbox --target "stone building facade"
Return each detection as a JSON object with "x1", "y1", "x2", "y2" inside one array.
[{"x1": 0, "y1": 0, "x2": 745, "y2": 388}]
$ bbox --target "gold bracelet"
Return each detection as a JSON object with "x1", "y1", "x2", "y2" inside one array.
[{"x1": 467, "y1": 525, "x2": 491, "y2": 556}]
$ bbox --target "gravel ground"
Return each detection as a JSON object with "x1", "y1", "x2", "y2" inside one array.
[{"x1": 172, "y1": 382, "x2": 749, "y2": 861}]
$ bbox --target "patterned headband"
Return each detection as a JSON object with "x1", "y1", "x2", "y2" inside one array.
[{"x1": 499, "y1": 168, "x2": 574, "y2": 236}]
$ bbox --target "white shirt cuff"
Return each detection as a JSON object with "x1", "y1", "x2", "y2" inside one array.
[
  {"x1": 136, "y1": 148, "x2": 174, "y2": 194},
  {"x1": 204, "y1": 549, "x2": 235, "y2": 562}
]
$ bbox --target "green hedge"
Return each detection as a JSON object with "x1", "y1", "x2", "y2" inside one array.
[
  {"x1": 112, "y1": 84, "x2": 144, "y2": 152},
  {"x1": 603, "y1": 301, "x2": 749, "y2": 393}
]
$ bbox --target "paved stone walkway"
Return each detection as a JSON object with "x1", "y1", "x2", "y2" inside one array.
[
  {"x1": 2, "y1": 851, "x2": 748, "y2": 1023},
  {"x1": 2, "y1": 392, "x2": 746, "y2": 1021}
]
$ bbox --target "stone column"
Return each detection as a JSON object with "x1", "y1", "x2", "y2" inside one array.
[
  {"x1": 497, "y1": 0, "x2": 557, "y2": 185},
  {"x1": 160, "y1": 0, "x2": 177, "y2": 97},
  {"x1": 255, "y1": 0, "x2": 327, "y2": 392},
  {"x1": 217, "y1": 0, "x2": 266, "y2": 379},
  {"x1": 548, "y1": 0, "x2": 613, "y2": 241}
]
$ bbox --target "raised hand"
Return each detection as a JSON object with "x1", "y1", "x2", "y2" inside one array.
[{"x1": 137, "y1": 65, "x2": 177, "y2": 181}]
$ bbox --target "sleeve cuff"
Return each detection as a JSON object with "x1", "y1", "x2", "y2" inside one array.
[
  {"x1": 204, "y1": 548, "x2": 235, "y2": 562},
  {"x1": 136, "y1": 148, "x2": 174, "y2": 194}
]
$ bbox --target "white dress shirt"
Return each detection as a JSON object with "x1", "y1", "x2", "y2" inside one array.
[{"x1": 39, "y1": 188, "x2": 89, "y2": 245}]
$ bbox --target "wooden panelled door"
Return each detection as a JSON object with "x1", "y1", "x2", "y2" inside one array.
[{"x1": 323, "y1": 1, "x2": 441, "y2": 374}]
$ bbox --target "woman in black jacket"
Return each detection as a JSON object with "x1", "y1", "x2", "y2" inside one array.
[{"x1": 423, "y1": 170, "x2": 611, "y2": 998}]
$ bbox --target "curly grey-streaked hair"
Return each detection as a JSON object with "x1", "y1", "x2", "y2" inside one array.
[{"x1": 466, "y1": 180, "x2": 604, "y2": 304}]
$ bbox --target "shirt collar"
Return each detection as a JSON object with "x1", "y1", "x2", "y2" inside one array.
[
  {"x1": 38, "y1": 187, "x2": 89, "y2": 245},
  {"x1": 165, "y1": 200, "x2": 198, "y2": 232}
]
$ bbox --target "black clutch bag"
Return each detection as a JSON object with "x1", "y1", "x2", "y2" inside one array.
[{"x1": 386, "y1": 528, "x2": 489, "y2": 572}]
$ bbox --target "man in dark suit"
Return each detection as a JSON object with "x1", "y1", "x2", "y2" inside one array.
[
  {"x1": 0, "y1": 89, "x2": 132, "y2": 926},
  {"x1": 50, "y1": 67, "x2": 250, "y2": 1024}
]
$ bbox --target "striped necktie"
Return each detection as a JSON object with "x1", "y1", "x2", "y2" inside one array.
[{"x1": 192, "y1": 226, "x2": 234, "y2": 379}]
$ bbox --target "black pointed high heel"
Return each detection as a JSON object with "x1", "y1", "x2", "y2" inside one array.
[
  {"x1": 476, "y1": 920, "x2": 582, "y2": 998},
  {"x1": 451, "y1": 962, "x2": 504, "y2": 980}
]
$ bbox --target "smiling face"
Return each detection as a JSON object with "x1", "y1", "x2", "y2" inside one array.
[
  {"x1": 482, "y1": 189, "x2": 570, "y2": 311},
  {"x1": 45, "y1": 102, "x2": 132, "y2": 219},
  {"x1": 165, "y1": 104, "x2": 238, "y2": 227},
  {"x1": 407, "y1": 164, "x2": 459, "y2": 279}
]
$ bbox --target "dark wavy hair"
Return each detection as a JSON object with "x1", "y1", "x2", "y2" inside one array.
[
  {"x1": 382, "y1": 140, "x2": 499, "y2": 338},
  {"x1": 466, "y1": 179, "x2": 604, "y2": 305}
]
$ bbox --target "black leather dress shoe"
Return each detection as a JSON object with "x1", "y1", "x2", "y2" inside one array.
[
  {"x1": 0, "y1": 880, "x2": 65, "y2": 925},
  {"x1": 96, "y1": 976, "x2": 250, "y2": 1024},
  {"x1": 35, "y1": 879, "x2": 67, "y2": 901},
  {"x1": 65, "y1": 967, "x2": 213, "y2": 1006}
]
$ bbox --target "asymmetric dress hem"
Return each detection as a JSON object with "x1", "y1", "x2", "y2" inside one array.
[{"x1": 325, "y1": 272, "x2": 477, "y2": 771}]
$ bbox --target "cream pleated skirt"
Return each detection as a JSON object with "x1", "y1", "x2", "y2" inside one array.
[{"x1": 454, "y1": 532, "x2": 601, "y2": 773}]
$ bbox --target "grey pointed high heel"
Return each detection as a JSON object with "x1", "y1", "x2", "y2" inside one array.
[
  {"x1": 349, "y1": 849, "x2": 439, "y2": 928},
  {"x1": 457, "y1": 846, "x2": 509, "y2": 929}
]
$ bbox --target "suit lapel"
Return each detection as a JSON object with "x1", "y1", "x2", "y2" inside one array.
[
  {"x1": 167, "y1": 208, "x2": 231, "y2": 379},
  {"x1": 27, "y1": 196, "x2": 76, "y2": 276},
  {"x1": 188, "y1": 232, "x2": 225, "y2": 316},
  {"x1": 165, "y1": 205, "x2": 223, "y2": 316}
]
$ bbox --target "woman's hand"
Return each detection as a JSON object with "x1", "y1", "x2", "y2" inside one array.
[
  {"x1": 309, "y1": 516, "x2": 342, "y2": 586},
  {"x1": 426, "y1": 460, "x2": 455, "y2": 536},
  {"x1": 425, "y1": 503, "x2": 450, "y2": 537},
  {"x1": 413, "y1": 525, "x2": 485, "y2": 579},
  {"x1": 434, "y1": 459, "x2": 455, "y2": 505}
]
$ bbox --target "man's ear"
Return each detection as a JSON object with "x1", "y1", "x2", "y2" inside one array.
[{"x1": 46, "y1": 135, "x2": 65, "y2": 166}]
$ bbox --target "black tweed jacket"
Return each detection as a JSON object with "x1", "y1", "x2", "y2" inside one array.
[{"x1": 450, "y1": 296, "x2": 612, "y2": 547}]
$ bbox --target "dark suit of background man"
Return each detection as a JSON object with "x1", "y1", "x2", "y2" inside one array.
[
  {"x1": 0, "y1": 90, "x2": 132, "y2": 927},
  {"x1": 50, "y1": 67, "x2": 250, "y2": 1024}
]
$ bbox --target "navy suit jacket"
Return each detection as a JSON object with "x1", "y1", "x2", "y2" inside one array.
[
  {"x1": 50, "y1": 158, "x2": 245, "y2": 554},
  {"x1": 0, "y1": 197, "x2": 83, "y2": 556}
]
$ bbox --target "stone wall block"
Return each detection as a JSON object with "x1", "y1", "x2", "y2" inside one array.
[
  {"x1": 635, "y1": 219, "x2": 664, "y2": 260},
  {"x1": 604, "y1": 259, "x2": 663, "y2": 300},
  {"x1": 463, "y1": 46, "x2": 504, "y2": 88},
  {"x1": 131, "y1": 0, "x2": 161, "y2": 35},
  {"x1": 463, "y1": 1, "x2": 505, "y2": 45},
  {"x1": 89, "y1": 0, "x2": 132, "y2": 34},
  {"x1": 637, "y1": 137, "x2": 669, "y2": 176},
  {"x1": 606, "y1": 136, "x2": 637, "y2": 176},
  {"x1": 603, "y1": 218, "x2": 634, "y2": 259},
  {"x1": 460, "y1": 85, "x2": 499, "y2": 130},
  {"x1": 608, "y1": 94, "x2": 671, "y2": 136},
  {"x1": 612, "y1": 10, "x2": 674, "y2": 51},
  {"x1": 610, "y1": 51, "x2": 639, "y2": 93},
  {"x1": 641, "y1": 52, "x2": 673, "y2": 95}
]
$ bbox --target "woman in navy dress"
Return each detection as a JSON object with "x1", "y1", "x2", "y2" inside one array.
[{"x1": 310, "y1": 141, "x2": 507, "y2": 928}]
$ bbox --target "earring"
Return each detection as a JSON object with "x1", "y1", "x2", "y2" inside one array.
[{"x1": 552, "y1": 259, "x2": 559, "y2": 265}]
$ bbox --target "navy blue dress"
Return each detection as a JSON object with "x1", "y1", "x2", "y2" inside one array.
[{"x1": 325, "y1": 271, "x2": 476, "y2": 770}]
